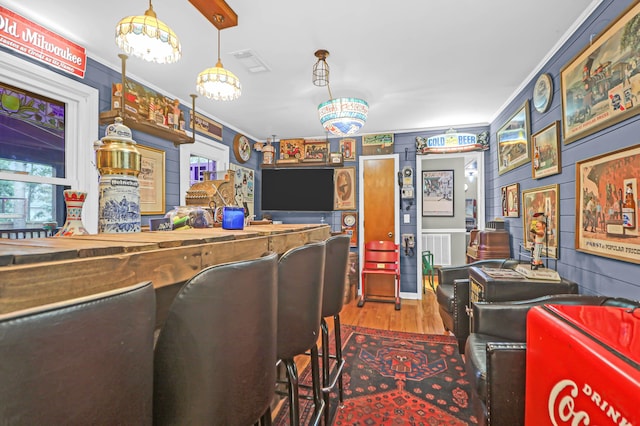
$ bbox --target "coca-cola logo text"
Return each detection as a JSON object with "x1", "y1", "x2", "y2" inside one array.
[{"x1": 548, "y1": 379, "x2": 632, "y2": 426}]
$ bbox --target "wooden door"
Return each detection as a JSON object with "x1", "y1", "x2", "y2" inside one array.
[{"x1": 360, "y1": 155, "x2": 398, "y2": 297}]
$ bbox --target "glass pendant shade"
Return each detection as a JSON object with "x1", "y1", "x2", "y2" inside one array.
[
  {"x1": 318, "y1": 97, "x2": 369, "y2": 136},
  {"x1": 196, "y1": 61, "x2": 242, "y2": 101},
  {"x1": 115, "y1": 4, "x2": 181, "y2": 64}
]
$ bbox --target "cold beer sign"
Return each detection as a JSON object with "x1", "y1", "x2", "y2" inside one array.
[{"x1": 0, "y1": 6, "x2": 86, "y2": 78}]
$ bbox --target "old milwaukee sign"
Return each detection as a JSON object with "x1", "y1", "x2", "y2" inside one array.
[{"x1": 0, "y1": 6, "x2": 86, "y2": 78}]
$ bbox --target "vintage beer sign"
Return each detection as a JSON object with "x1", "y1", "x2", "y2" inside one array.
[
  {"x1": 0, "y1": 6, "x2": 87, "y2": 77},
  {"x1": 416, "y1": 129, "x2": 489, "y2": 154}
]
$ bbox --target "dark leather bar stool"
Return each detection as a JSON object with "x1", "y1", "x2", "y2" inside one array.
[
  {"x1": 277, "y1": 241, "x2": 326, "y2": 426},
  {"x1": 0, "y1": 281, "x2": 156, "y2": 425},
  {"x1": 319, "y1": 234, "x2": 351, "y2": 424},
  {"x1": 153, "y1": 252, "x2": 278, "y2": 426}
]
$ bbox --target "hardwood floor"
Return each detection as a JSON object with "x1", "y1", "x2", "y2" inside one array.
[{"x1": 338, "y1": 286, "x2": 446, "y2": 334}]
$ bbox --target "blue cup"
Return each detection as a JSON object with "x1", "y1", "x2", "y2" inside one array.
[{"x1": 222, "y1": 207, "x2": 245, "y2": 230}]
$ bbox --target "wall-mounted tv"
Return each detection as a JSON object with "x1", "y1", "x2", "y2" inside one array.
[{"x1": 261, "y1": 168, "x2": 334, "y2": 211}]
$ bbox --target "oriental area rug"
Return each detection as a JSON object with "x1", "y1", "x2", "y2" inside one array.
[{"x1": 274, "y1": 325, "x2": 477, "y2": 425}]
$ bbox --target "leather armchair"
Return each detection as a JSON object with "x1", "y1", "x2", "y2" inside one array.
[
  {"x1": 464, "y1": 294, "x2": 640, "y2": 426},
  {"x1": 435, "y1": 258, "x2": 518, "y2": 352}
]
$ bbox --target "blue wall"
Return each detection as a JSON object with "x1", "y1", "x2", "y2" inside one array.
[
  {"x1": 489, "y1": 0, "x2": 640, "y2": 299},
  {"x1": 3, "y1": 0, "x2": 639, "y2": 301}
]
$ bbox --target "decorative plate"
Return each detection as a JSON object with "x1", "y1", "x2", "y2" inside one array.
[
  {"x1": 233, "y1": 134, "x2": 251, "y2": 163},
  {"x1": 533, "y1": 73, "x2": 553, "y2": 113}
]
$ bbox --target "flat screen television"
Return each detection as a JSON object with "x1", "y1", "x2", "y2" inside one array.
[{"x1": 261, "y1": 168, "x2": 334, "y2": 211}]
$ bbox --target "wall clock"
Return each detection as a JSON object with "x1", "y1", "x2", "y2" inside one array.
[
  {"x1": 233, "y1": 134, "x2": 251, "y2": 163},
  {"x1": 533, "y1": 73, "x2": 553, "y2": 113},
  {"x1": 341, "y1": 212, "x2": 358, "y2": 247}
]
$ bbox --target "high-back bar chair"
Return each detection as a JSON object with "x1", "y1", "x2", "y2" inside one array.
[
  {"x1": 276, "y1": 241, "x2": 326, "y2": 426},
  {"x1": 319, "y1": 234, "x2": 351, "y2": 424},
  {"x1": 0, "y1": 281, "x2": 156, "y2": 425},
  {"x1": 153, "y1": 252, "x2": 279, "y2": 426}
]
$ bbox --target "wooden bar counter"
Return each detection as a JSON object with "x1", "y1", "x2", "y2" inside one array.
[{"x1": 0, "y1": 224, "x2": 330, "y2": 315}]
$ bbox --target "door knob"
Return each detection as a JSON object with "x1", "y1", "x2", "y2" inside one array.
[{"x1": 388, "y1": 232, "x2": 393, "y2": 238}]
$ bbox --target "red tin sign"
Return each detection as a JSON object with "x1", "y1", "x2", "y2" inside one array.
[
  {"x1": 0, "y1": 6, "x2": 86, "y2": 78},
  {"x1": 526, "y1": 304, "x2": 639, "y2": 426}
]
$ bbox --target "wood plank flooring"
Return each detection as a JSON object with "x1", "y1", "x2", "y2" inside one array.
[{"x1": 339, "y1": 286, "x2": 445, "y2": 334}]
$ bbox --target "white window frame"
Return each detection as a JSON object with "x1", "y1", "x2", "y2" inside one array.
[
  {"x1": 0, "y1": 50, "x2": 100, "y2": 233},
  {"x1": 179, "y1": 134, "x2": 229, "y2": 205}
]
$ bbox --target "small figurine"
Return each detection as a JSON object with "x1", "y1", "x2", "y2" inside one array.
[
  {"x1": 530, "y1": 213, "x2": 547, "y2": 270},
  {"x1": 172, "y1": 99, "x2": 181, "y2": 130}
]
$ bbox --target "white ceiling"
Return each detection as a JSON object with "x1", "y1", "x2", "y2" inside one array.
[{"x1": 4, "y1": 0, "x2": 599, "y2": 142}]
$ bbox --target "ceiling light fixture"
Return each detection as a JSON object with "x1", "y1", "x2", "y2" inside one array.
[
  {"x1": 196, "y1": 14, "x2": 242, "y2": 101},
  {"x1": 313, "y1": 49, "x2": 330, "y2": 87},
  {"x1": 314, "y1": 50, "x2": 368, "y2": 136},
  {"x1": 115, "y1": 0, "x2": 181, "y2": 64}
]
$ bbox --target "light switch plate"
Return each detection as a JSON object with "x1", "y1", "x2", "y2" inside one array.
[{"x1": 404, "y1": 214, "x2": 410, "y2": 223}]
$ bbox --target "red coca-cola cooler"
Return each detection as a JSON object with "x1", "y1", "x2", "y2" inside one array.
[{"x1": 525, "y1": 304, "x2": 639, "y2": 425}]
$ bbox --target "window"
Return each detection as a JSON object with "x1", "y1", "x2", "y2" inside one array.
[
  {"x1": 179, "y1": 134, "x2": 229, "y2": 205},
  {"x1": 0, "y1": 50, "x2": 99, "y2": 232},
  {"x1": 0, "y1": 82, "x2": 64, "y2": 228}
]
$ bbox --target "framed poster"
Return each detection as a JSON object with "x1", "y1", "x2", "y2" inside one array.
[
  {"x1": 522, "y1": 184, "x2": 559, "y2": 259},
  {"x1": 422, "y1": 170, "x2": 454, "y2": 217},
  {"x1": 339, "y1": 138, "x2": 356, "y2": 161},
  {"x1": 362, "y1": 133, "x2": 394, "y2": 155},
  {"x1": 229, "y1": 164, "x2": 255, "y2": 220},
  {"x1": 302, "y1": 140, "x2": 329, "y2": 162},
  {"x1": 137, "y1": 144, "x2": 165, "y2": 215},
  {"x1": 532, "y1": 121, "x2": 561, "y2": 179},
  {"x1": 561, "y1": 2, "x2": 640, "y2": 145},
  {"x1": 334, "y1": 167, "x2": 356, "y2": 210},
  {"x1": 497, "y1": 100, "x2": 531, "y2": 175},
  {"x1": 278, "y1": 138, "x2": 304, "y2": 162},
  {"x1": 506, "y1": 183, "x2": 520, "y2": 218},
  {"x1": 575, "y1": 144, "x2": 640, "y2": 264}
]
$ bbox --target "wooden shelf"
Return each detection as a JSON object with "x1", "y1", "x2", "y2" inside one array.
[
  {"x1": 99, "y1": 110, "x2": 194, "y2": 146},
  {"x1": 261, "y1": 160, "x2": 343, "y2": 169}
]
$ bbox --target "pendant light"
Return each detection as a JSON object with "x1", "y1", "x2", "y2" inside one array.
[
  {"x1": 196, "y1": 15, "x2": 242, "y2": 101},
  {"x1": 115, "y1": 0, "x2": 181, "y2": 64},
  {"x1": 314, "y1": 50, "x2": 368, "y2": 136}
]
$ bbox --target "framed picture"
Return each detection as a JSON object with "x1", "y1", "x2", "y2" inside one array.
[
  {"x1": 575, "y1": 144, "x2": 640, "y2": 264},
  {"x1": 341, "y1": 212, "x2": 358, "y2": 247},
  {"x1": 422, "y1": 170, "x2": 454, "y2": 217},
  {"x1": 339, "y1": 138, "x2": 356, "y2": 161},
  {"x1": 501, "y1": 186, "x2": 508, "y2": 216},
  {"x1": 561, "y1": 2, "x2": 640, "y2": 145},
  {"x1": 497, "y1": 100, "x2": 531, "y2": 175},
  {"x1": 532, "y1": 121, "x2": 561, "y2": 179},
  {"x1": 278, "y1": 138, "x2": 304, "y2": 162},
  {"x1": 329, "y1": 152, "x2": 344, "y2": 166},
  {"x1": 522, "y1": 184, "x2": 559, "y2": 259},
  {"x1": 137, "y1": 144, "x2": 165, "y2": 215},
  {"x1": 334, "y1": 167, "x2": 356, "y2": 210},
  {"x1": 303, "y1": 140, "x2": 328, "y2": 162},
  {"x1": 362, "y1": 133, "x2": 394, "y2": 155},
  {"x1": 506, "y1": 183, "x2": 520, "y2": 217}
]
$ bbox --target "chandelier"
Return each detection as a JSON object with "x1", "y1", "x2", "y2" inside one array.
[
  {"x1": 196, "y1": 15, "x2": 241, "y2": 101},
  {"x1": 313, "y1": 50, "x2": 368, "y2": 136},
  {"x1": 115, "y1": 0, "x2": 181, "y2": 64}
]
